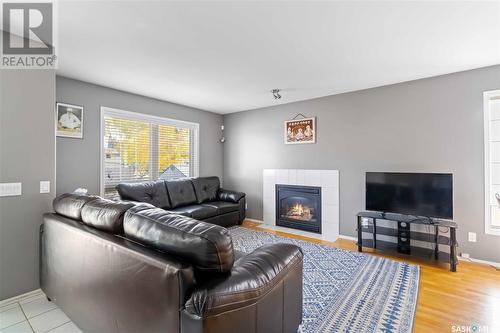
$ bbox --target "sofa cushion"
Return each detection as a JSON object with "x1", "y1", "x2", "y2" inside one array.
[
  {"x1": 53, "y1": 193, "x2": 99, "y2": 221},
  {"x1": 81, "y1": 198, "x2": 135, "y2": 234},
  {"x1": 124, "y1": 206, "x2": 234, "y2": 273},
  {"x1": 203, "y1": 212, "x2": 240, "y2": 228},
  {"x1": 116, "y1": 181, "x2": 170, "y2": 209},
  {"x1": 166, "y1": 179, "x2": 197, "y2": 208},
  {"x1": 191, "y1": 177, "x2": 220, "y2": 204},
  {"x1": 169, "y1": 205, "x2": 218, "y2": 220},
  {"x1": 201, "y1": 201, "x2": 240, "y2": 215}
]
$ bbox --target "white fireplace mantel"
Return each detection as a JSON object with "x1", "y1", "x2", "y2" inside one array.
[{"x1": 263, "y1": 169, "x2": 339, "y2": 242}]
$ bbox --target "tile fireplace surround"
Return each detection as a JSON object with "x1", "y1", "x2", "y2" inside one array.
[{"x1": 263, "y1": 169, "x2": 340, "y2": 242}]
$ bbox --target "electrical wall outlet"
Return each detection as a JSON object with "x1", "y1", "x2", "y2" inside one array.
[
  {"x1": 40, "y1": 181, "x2": 50, "y2": 194},
  {"x1": 245, "y1": 203, "x2": 248, "y2": 210},
  {"x1": 468, "y1": 232, "x2": 477, "y2": 242},
  {"x1": 461, "y1": 253, "x2": 470, "y2": 259}
]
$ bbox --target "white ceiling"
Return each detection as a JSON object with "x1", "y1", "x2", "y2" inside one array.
[{"x1": 56, "y1": 1, "x2": 500, "y2": 114}]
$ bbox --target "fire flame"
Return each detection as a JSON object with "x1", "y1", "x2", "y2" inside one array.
[
  {"x1": 294, "y1": 203, "x2": 304, "y2": 215},
  {"x1": 286, "y1": 203, "x2": 313, "y2": 220}
]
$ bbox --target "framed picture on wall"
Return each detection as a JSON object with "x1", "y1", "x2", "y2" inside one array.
[
  {"x1": 284, "y1": 117, "x2": 316, "y2": 144},
  {"x1": 56, "y1": 102, "x2": 83, "y2": 138}
]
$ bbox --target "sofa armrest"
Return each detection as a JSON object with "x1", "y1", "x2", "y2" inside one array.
[
  {"x1": 184, "y1": 243, "x2": 303, "y2": 317},
  {"x1": 41, "y1": 213, "x2": 196, "y2": 333},
  {"x1": 217, "y1": 189, "x2": 245, "y2": 203}
]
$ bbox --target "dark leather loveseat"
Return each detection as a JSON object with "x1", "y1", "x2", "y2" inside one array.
[
  {"x1": 41, "y1": 194, "x2": 303, "y2": 333},
  {"x1": 116, "y1": 176, "x2": 245, "y2": 227}
]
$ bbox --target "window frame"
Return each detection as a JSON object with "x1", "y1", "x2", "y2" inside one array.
[
  {"x1": 100, "y1": 106, "x2": 200, "y2": 197},
  {"x1": 484, "y1": 90, "x2": 500, "y2": 236}
]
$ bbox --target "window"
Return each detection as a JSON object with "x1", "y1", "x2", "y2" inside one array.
[
  {"x1": 101, "y1": 107, "x2": 199, "y2": 198},
  {"x1": 484, "y1": 90, "x2": 500, "y2": 235}
]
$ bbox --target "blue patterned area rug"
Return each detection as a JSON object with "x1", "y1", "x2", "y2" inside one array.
[{"x1": 228, "y1": 226, "x2": 420, "y2": 333}]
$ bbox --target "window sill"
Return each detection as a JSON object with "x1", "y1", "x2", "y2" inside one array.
[{"x1": 485, "y1": 227, "x2": 500, "y2": 236}]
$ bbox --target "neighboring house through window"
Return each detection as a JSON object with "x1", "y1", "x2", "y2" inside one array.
[
  {"x1": 101, "y1": 107, "x2": 199, "y2": 198},
  {"x1": 484, "y1": 90, "x2": 500, "y2": 235}
]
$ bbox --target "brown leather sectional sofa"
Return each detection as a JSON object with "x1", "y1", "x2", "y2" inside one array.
[
  {"x1": 40, "y1": 193, "x2": 304, "y2": 333},
  {"x1": 115, "y1": 177, "x2": 245, "y2": 227}
]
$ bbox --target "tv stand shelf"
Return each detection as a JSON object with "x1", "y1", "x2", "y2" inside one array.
[{"x1": 356, "y1": 211, "x2": 458, "y2": 271}]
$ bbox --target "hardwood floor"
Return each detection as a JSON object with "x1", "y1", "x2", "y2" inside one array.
[{"x1": 241, "y1": 220, "x2": 500, "y2": 333}]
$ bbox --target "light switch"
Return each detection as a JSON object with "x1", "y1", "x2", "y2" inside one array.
[
  {"x1": 0, "y1": 183, "x2": 22, "y2": 197},
  {"x1": 40, "y1": 181, "x2": 51, "y2": 194}
]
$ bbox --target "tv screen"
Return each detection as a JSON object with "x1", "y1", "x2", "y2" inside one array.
[{"x1": 366, "y1": 172, "x2": 453, "y2": 219}]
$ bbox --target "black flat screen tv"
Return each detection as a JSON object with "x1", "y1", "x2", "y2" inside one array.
[{"x1": 366, "y1": 172, "x2": 453, "y2": 219}]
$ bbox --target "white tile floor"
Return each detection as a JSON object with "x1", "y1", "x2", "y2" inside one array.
[{"x1": 0, "y1": 291, "x2": 80, "y2": 333}]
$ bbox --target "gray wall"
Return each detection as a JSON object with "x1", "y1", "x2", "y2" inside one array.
[
  {"x1": 56, "y1": 76, "x2": 224, "y2": 195},
  {"x1": 223, "y1": 65, "x2": 500, "y2": 263},
  {"x1": 0, "y1": 70, "x2": 56, "y2": 300}
]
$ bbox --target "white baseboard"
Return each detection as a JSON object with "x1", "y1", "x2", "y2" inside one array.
[
  {"x1": 244, "y1": 218, "x2": 264, "y2": 223},
  {"x1": 0, "y1": 288, "x2": 42, "y2": 307},
  {"x1": 459, "y1": 255, "x2": 500, "y2": 268},
  {"x1": 339, "y1": 234, "x2": 358, "y2": 241}
]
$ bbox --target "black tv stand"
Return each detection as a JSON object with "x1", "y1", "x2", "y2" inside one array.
[{"x1": 356, "y1": 211, "x2": 458, "y2": 272}]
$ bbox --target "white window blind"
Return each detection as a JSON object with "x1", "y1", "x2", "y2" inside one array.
[
  {"x1": 101, "y1": 107, "x2": 199, "y2": 198},
  {"x1": 484, "y1": 91, "x2": 500, "y2": 235}
]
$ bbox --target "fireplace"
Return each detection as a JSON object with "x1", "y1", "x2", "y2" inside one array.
[{"x1": 275, "y1": 184, "x2": 322, "y2": 234}]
